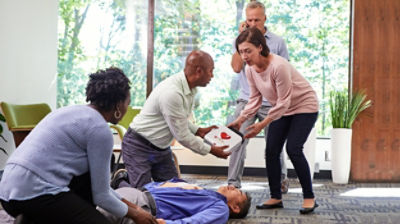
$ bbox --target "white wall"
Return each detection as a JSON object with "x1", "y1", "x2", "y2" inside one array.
[
  {"x1": 0, "y1": 0, "x2": 59, "y2": 169},
  {"x1": 173, "y1": 137, "x2": 332, "y2": 171},
  {"x1": 0, "y1": 0, "x2": 58, "y2": 109}
]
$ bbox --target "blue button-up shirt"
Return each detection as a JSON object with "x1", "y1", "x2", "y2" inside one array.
[{"x1": 144, "y1": 179, "x2": 229, "y2": 224}]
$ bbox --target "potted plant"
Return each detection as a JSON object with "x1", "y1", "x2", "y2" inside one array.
[{"x1": 329, "y1": 90, "x2": 371, "y2": 184}]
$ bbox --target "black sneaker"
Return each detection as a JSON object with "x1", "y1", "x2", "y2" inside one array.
[{"x1": 111, "y1": 169, "x2": 128, "y2": 189}]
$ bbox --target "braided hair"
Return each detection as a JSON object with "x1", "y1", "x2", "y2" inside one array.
[{"x1": 85, "y1": 67, "x2": 131, "y2": 111}]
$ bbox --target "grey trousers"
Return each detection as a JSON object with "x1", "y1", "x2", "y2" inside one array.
[
  {"x1": 122, "y1": 128, "x2": 178, "y2": 188},
  {"x1": 97, "y1": 187, "x2": 153, "y2": 224},
  {"x1": 227, "y1": 100, "x2": 287, "y2": 188}
]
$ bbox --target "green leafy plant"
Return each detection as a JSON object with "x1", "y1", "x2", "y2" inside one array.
[
  {"x1": 329, "y1": 90, "x2": 372, "y2": 128},
  {"x1": 0, "y1": 113, "x2": 8, "y2": 155}
]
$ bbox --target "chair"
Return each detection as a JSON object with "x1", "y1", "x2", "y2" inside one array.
[
  {"x1": 110, "y1": 107, "x2": 141, "y2": 172},
  {"x1": 109, "y1": 106, "x2": 141, "y2": 141},
  {"x1": 0, "y1": 102, "x2": 51, "y2": 147},
  {"x1": 110, "y1": 106, "x2": 181, "y2": 178}
]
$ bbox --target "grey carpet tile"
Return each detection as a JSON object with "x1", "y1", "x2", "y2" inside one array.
[
  {"x1": 180, "y1": 174, "x2": 400, "y2": 224},
  {"x1": 1, "y1": 174, "x2": 399, "y2": 224}
]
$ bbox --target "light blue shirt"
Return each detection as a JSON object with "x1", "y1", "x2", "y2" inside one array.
[
  {"x1": 131, "y1": 72, "x2": 211, "y2": 155},
  {"x1": 234, "y1": 28, "x2": 289, "y2": 106},
  {"x1": 0, "y1": 105, "x2": 128, "y2": 218}
]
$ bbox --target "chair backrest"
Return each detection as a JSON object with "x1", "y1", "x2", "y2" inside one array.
[
  {"x1": 118, "y1": 107, "x2": 141, "y2": 130},
  {"x1": 0, "y1": 102, "x2": 52, "y2": 130},
  {"x1": 109, "y1": 106, "x2": 141, "y2": 139}
]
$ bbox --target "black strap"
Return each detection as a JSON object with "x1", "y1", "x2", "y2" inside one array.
[{"x1": 144, "y1": 191, "x2": 157, "y2": 216}]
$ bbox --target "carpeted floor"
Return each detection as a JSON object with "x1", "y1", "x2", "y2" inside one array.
[
  {"x1": 181, "y1": 174, "x2": 400, "y2": 224},
  {"x1": 1, "y1": 174, "x2": 400, "y2": 224}
]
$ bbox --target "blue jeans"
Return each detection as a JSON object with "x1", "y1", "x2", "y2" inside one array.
[{"x1": 266, "y1": 113, "x2": 318, "y2": 199}]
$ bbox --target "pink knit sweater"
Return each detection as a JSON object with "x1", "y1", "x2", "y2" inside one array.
[{"x1": 240, "y1": 54, "x2": 319, "y2": 121}]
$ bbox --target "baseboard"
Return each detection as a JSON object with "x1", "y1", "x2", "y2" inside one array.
[
  {"x1": 113, "y1": 164, "x2": 332, "y2": 179},
  {"x1": 180, "y1": 165, "x2": 332, "y2": 179}
]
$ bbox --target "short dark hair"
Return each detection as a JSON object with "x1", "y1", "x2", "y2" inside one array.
[
  {"x1": 235, "y1": 27, "x2": 270, "y2": 57},
  {"x1": 229, "y1": 192, "x2": 252, "y2": 219},
  {"x1": 85, "y1": 67, "x2": 131, "y2": 111}
]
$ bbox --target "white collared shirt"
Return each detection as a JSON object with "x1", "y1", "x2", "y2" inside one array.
[{"x1": 131, "y1": 72, "x2": 211, "y2": 155}]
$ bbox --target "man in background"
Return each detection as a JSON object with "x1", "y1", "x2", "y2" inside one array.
[{"x1": 228, "y1": 1, "x2": 290, "y2": 192}]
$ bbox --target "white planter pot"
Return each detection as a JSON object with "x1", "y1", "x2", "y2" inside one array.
[{"x1": 331, "y1": 128, "x2": 352, "y2": 184}]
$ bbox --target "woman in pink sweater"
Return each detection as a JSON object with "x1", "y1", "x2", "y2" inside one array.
[{"x1": 229, "y1": 27, "x2": 319, "y2": 214}]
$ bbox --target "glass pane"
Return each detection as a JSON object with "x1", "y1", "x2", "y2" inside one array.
[
  {"x1": 154, "y1": 0, "x2": 349, "y2": 137},
  {"x1": 265, "y1": 0, "x2": 350, "y2": 136},
  {"x1": 154, "y1": 0, "x2": 238, "y2": 126},
  {"x1": 57, "y1": 0, "x2": 148, "y2": 108}
]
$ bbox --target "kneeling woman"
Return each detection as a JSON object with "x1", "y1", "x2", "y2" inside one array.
[
  {"x1": 229, "y1": 27, "x2": 319, "y2": 214},
  {"x1": 0, "y1": 68, "x2": 157, "y2": 223}
]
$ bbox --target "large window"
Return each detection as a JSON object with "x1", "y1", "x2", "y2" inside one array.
[
  {"x1": 57, "y1": 0, "x2": 148, "y2": 107},
  {"x1": 58, "y1": 0, "x2": 349, "y2": 137},
  {"x1": 265, "y1": 0, "x2": 350, "y2": 136},
  {"x1": 154, "y1": 0, "x2": 239, "y2": 126}
]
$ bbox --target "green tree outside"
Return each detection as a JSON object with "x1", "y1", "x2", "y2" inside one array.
[{"x1": 57, "y1": 0, "x2": 349, "y2": 137}]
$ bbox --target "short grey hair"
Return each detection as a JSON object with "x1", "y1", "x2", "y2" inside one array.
[{"x1": 246, "y1": 1, "x2": 266, "y2": 14}]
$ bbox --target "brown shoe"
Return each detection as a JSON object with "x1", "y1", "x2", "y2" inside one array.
[{"x1": 281, "y1": 179, "x2": 289, "y2": 194}]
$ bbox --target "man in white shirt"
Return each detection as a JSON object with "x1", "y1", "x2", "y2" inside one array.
[{"x1": 118, "y1": 50, "x2": 230, "y2": 188}]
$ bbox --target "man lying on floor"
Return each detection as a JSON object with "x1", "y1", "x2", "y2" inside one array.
[{"x1": 98, "y1": 170, "x2": 251, "y2": 224}]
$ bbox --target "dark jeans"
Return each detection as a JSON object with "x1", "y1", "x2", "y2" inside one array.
[
  {"x1": 266, "y1": 112, "x2": 318, "y2": 199},
  {"x1": 0, "y1": 172, "x2": 111, "y2": 224}
]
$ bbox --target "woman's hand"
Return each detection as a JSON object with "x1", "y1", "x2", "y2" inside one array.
[
  {"x1": 156, "y1": 218, "x2": 166, "y2": 224},
  {"x1": 123, "y1": 198, "x2": 157, "y2": 224},
  {"x1": 127, "y1": 206, "x2": 157, "y2": 224},
  {"x1": 228, "y1": 117, "x2": 246, "y2": 132},
  {"x1": 244, "y1": 122, "x2": 265, "y2": 139},
  {"x1": 195, "y1": 125, "x2": 218, "y2": 138},
  {"x1": 245, "y1": 117, "x2": 273, "y2": 139}
]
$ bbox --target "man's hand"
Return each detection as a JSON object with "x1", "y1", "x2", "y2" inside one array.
[
  {"x1": 231, "y1": 52, "x2": 244, "y2": 73},
  {"x1": 195, "y1": 125, "x2": 218, "y2": 138},
  {"x1": 123, "y1": 198, "x2": 157, "y2": 224},
  {"x1": 210, "y1": 145, "x2": 231, "y2": 159},
  {"x1": 239, "y1": 21, "x2": 249, "y2": 33},
  {"x1": 244, "y1": 122, "x2": 265, "y2": 139}
]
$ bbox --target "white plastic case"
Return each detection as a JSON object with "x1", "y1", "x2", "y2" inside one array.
[{"x1": 204, "y1": 126, "x2": 244, "y2": 153}]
